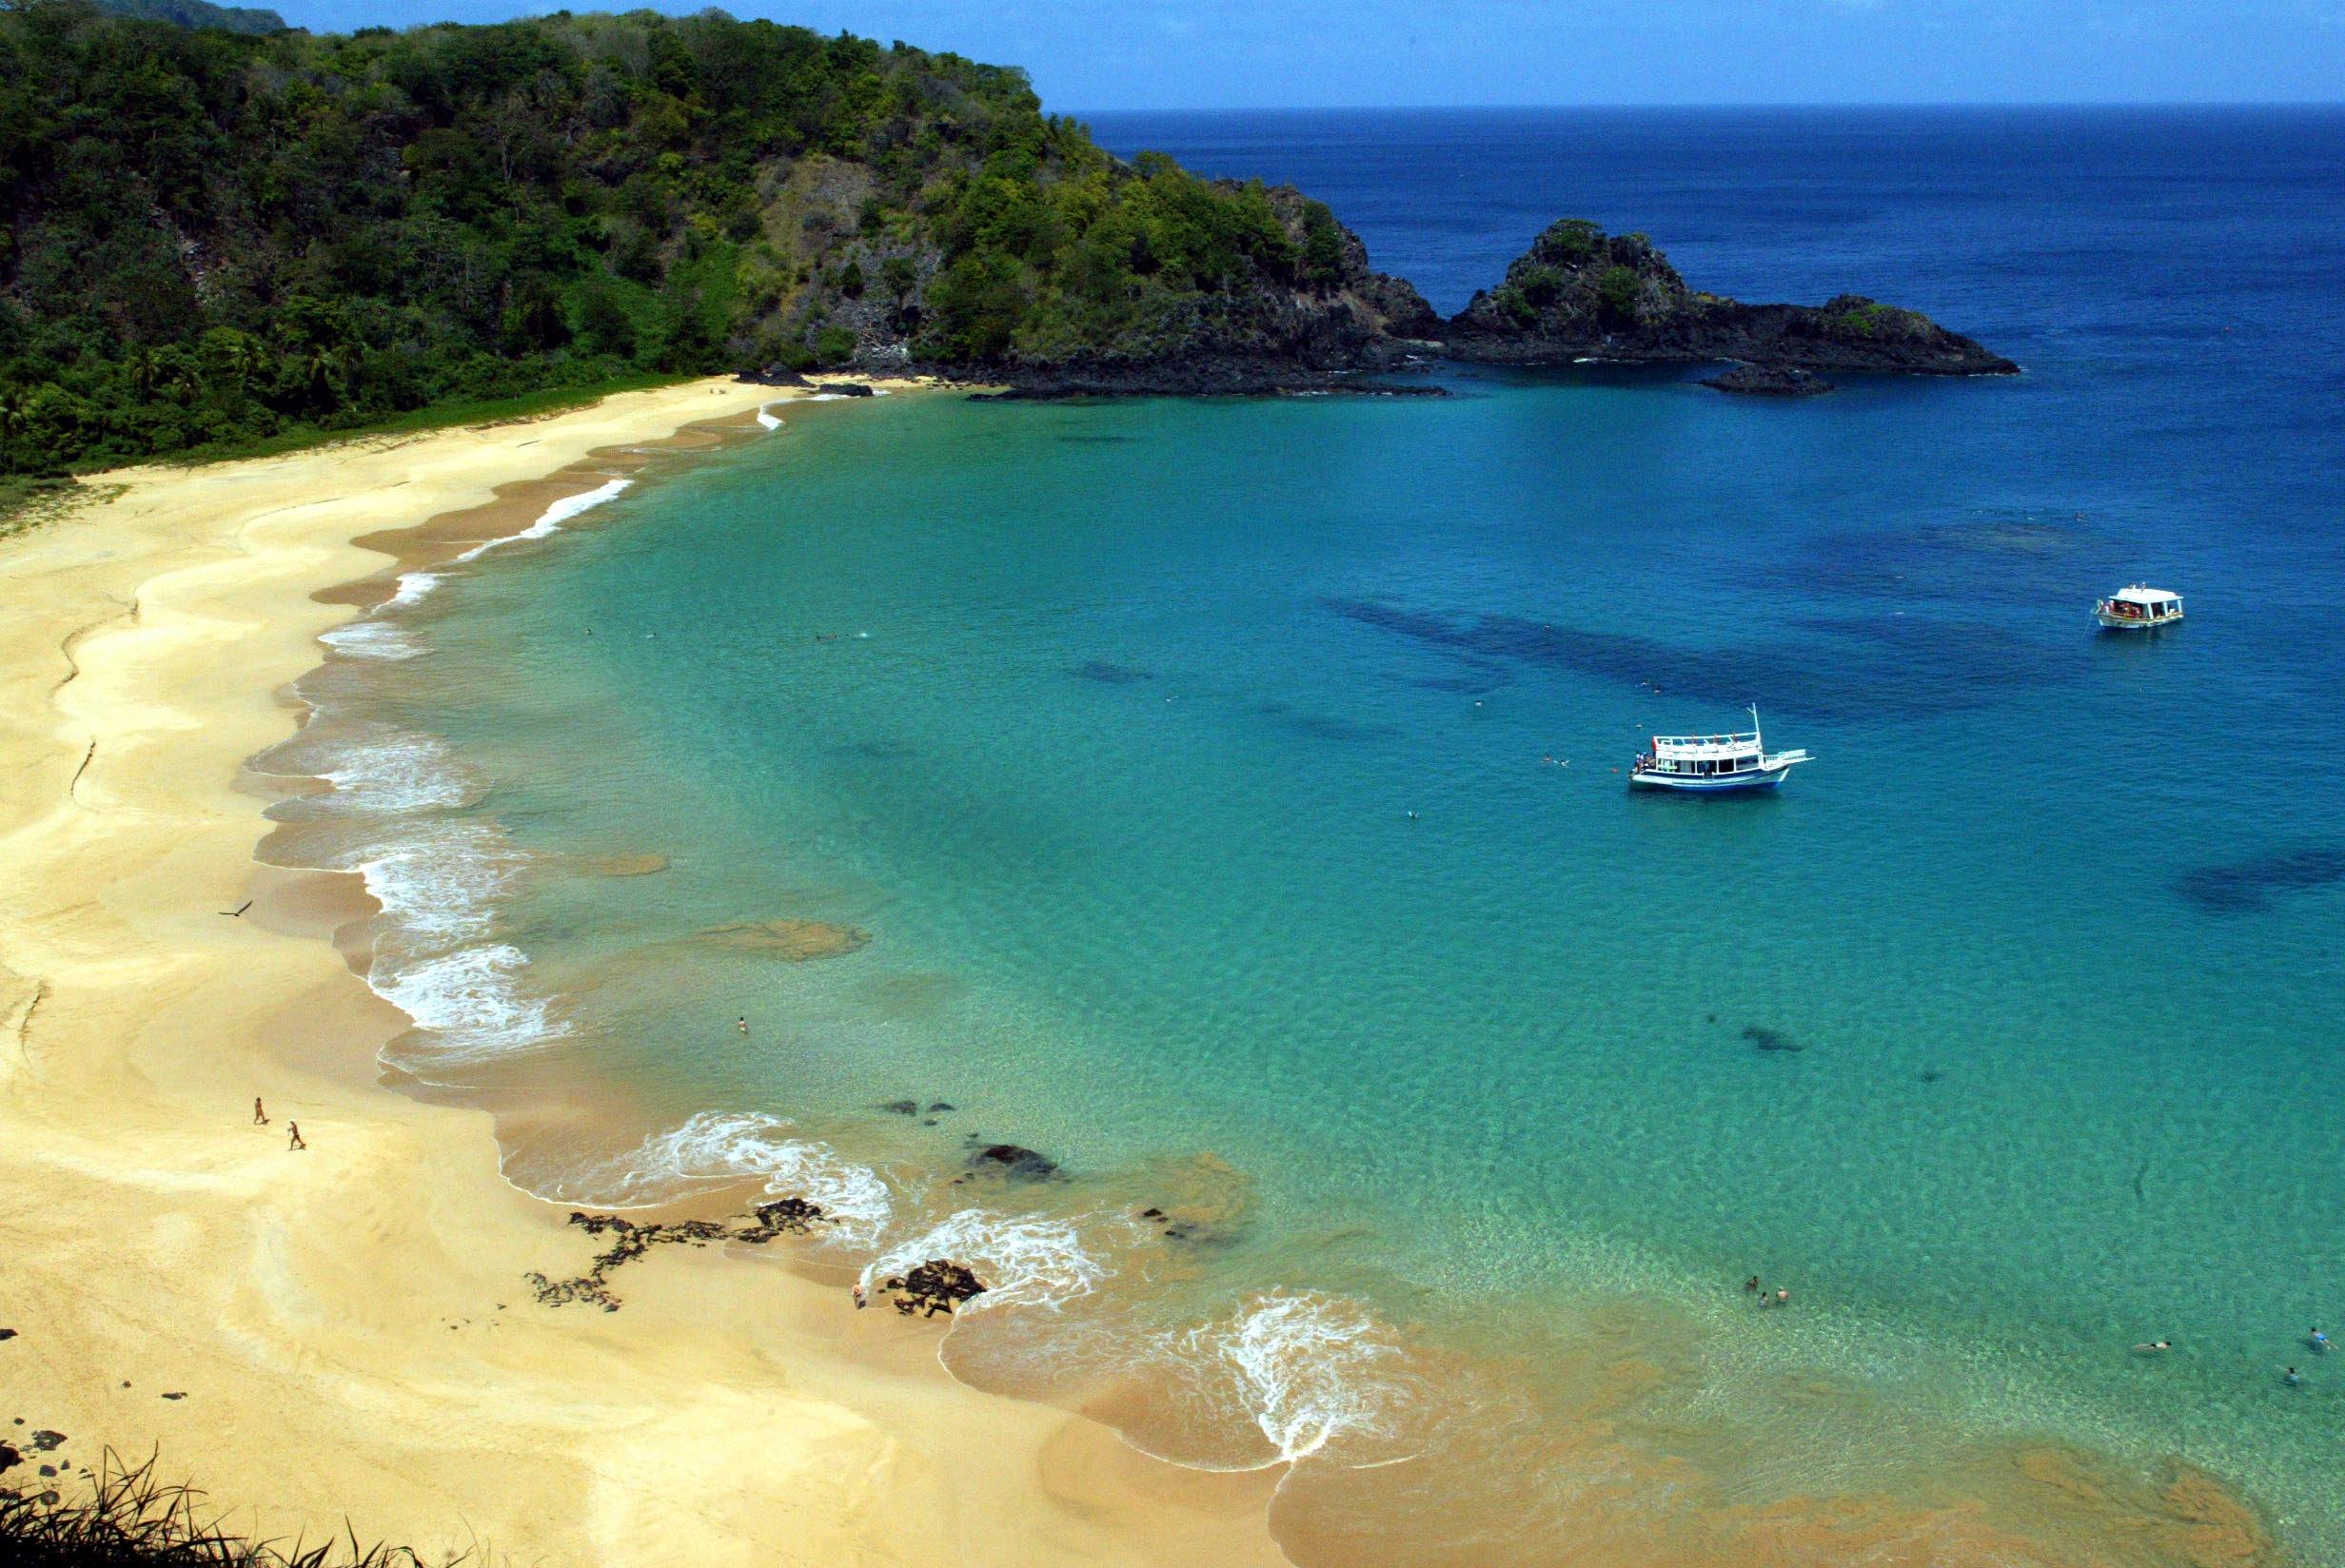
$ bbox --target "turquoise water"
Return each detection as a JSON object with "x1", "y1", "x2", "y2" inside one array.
[{"x1": 268, "y1": 110, "x2": 2345, "y2": 1565}]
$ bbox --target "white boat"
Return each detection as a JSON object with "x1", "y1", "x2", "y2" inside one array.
[
  {"x1": 2094, "y1": 584, "x2": 2183, "y2": 630},
  {"x1": 1631, "y1": 706, "x2": 1811, "y2": 793}
]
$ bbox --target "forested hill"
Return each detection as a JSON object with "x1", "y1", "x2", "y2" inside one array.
[
  {"x1": 0, "y1": 2, "x2": 1434, "y2": 473},
  {"x1": 90, "y1": 0, "x2": 288, "y2": 34}
]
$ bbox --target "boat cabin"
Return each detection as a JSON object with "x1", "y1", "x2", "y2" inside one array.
[
  {"x1": 2095, "y1": 584, "x2": 2183, "y2": 629},
  {"x1": 1639, "y1": 733, "x2": 1768, "y2": 778}
]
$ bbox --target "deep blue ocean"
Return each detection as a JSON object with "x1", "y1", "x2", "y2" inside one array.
[{"x1": 274, "y1": 109, "x2": 2345, "y2": 1566}]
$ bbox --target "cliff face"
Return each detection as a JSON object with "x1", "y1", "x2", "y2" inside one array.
[{"x1": 1443, "y1": 220, "x2": 2017, "y2": 376}]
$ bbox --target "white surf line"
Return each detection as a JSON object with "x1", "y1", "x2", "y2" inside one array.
[{"x1": 452, "y1": 476, "x2": 632, "y2": 564}]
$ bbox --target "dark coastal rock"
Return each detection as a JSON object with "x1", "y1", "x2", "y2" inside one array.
[
  {"x1": 0, "y1": 1328, "x2": 14, "y2": 1340},
  {"x1": 1704, "y1": 363, "x2": 1835, "y2": 397},
  {"x1": 1446, "y1": 220, "x2": 2016, "y2": 378},
  {"x1": 971, "y1": 1143, "x2": 1057, "y2": 1179},
  {"x1": 1744, "y1": 1024, "x2": 1805, "y2": 1053},
  {"x1": 529, "y1": 1201, "x2": 838, "y2": 1307},
  {"x1": 742, "y1": 364, "x2": 813, "y2": 387},
  {"x1": 809, "y1": 380, "x2": 876, "y2": 397},
  {"x1": 881, "y1": 1099, "x2": 920, "y2": 1115},
  {"x1": 926, "y1": 1101, "x2": 955, "y2": 1113},
  {"x1": 29, "y1": 1431, "x2": 64, "y2": 1453},
  {"x1": 2172, "y1": 846, "x2": 2345, "y2": 913},
  {"x1": 744, "y1": 1196, "x2": 831, "y2": 1240},
  {"x1": 160, "y1": 1391, "x2": 186, "y2": 1401},
  {"x1": 0, "y1": 1441, "x2": 17, "y2": 1474},
  {"x1": 876, "y1": 1259, "x2": 988, "y2": 1317}
]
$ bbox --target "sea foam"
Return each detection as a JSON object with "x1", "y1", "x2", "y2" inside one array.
[
  {"x1": 1170, "y1": 1292, "x2": 1410, "y2": 1463},
  {"x1": 357, "y1": 820, "x2": 517, "y2": 953},
  {"x1": 860, "y1": 1208, "x2": 1109, "y2": 1311},
  {"x1": 554, "y1": 1110, "x2": 893, "y2": 1244},
  {"x1": 453, "y1": 477, "x2": 630, "y2": 563},
  {"x1": 756, "y1": 403, "x2": 783, "y2": 430},
  {"x1": 374, "y1": 942, "x2": 568, "y2": 1068},
  {"x1": 316, "y1": 726, "x2": 483, "y2": 814}
]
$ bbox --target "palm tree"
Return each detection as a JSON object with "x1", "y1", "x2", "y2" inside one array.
[
  {"x1": 128, "y1": 347, "x2": 165, "y2": 402},
  {"x1": 301, "y1": 342, "x2": 355, "y2": 409}
]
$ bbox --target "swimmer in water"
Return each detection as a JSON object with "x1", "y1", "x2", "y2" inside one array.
[
  {"x1": 1774, "y1": 1288, "x2": 1790, "y2": 1308},
  {"x1": 2284, "y1": 1366, "x2": 2302, "y2": 1387},
  {"x1": 2133, "y1": 1339, "x2": 2172, "y2": 1356},
  {"x1": 1744, "y1": 1276, "x2": 1761, "y2": 1294},
  {"x1": 736, "y1": 1016, "x2": 748, "y2": 1034},
  {"x1": 2312, "y1": 1327, "x2": 2331, "y2": 1354}
]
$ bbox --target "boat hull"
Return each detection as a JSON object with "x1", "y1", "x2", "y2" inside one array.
[
  {"x1": 2094, "y1": 610, "x2": 2182, "y2": 631},
  {"x1": 1629, "y1": 762, "x2": 1801, "y2": 792}
]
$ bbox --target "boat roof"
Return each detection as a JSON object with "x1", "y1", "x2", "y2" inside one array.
[
  {"x1": 1650, "y1": 731, "x2": 1763, "y2": 758},
  {"x1": 2109, "y1": 584, "x2": 2179, "y2": 603}
]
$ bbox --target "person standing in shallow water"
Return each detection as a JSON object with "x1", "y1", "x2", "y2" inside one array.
[{"x1": 286, "y1": 1121, "x2": 305, "y2": 1150}]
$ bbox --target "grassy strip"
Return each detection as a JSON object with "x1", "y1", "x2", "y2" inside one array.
[{"x1": 0, "y1": 1449, "x2": 458, "y2": 1565}]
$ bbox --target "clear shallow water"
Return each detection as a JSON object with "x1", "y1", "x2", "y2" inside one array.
[{"x1": 269, "y1": 110, "x2": 2342, "y2": 1563}]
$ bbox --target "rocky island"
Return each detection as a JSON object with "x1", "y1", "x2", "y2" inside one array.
[{"x1": 897, "y1": 209, "x2": 2014, "y2": 397}]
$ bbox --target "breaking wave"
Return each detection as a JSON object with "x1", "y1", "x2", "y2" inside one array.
[
  {"x1": 320, "y1": 615, "x2": 424, "y2": 661},
  {"x1": 452, "y1": 477, "x2": 630, "y2": 563},
  {"x1": 756, "y1": 402, "x2": 783, "y2": 430},
  {"x1": 315, "y1": 725, "x2": 483, "y2": 814},
  {"x1": 357, "y1": 820, "x2": 518, "y2": 954},
  {"x1": 1168, "y1": 1291, "x2": 1413, "y2": 1464},
  {"x1": 374, "y1": 942, "x2": 568, "y2": 1072},
  {"x1": 548, "y1": 1110, "x2": 894, "y2": 1245},
  {"x1": 860, "y1": 1208, "x2": 1110, "y2": 1311}
]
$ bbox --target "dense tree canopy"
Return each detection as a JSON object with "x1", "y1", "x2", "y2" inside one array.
[{"x1": 0, "y1": 2, "x2": 1385, "y2": 472}]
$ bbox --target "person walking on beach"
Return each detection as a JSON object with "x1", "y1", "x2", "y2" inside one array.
[
  {"x1": 286, "y1": 1121, "x2": 306, "y2": 1151},
  {"x1": 252, "y1": 1096, "x2": 268, "y2": 1126}
]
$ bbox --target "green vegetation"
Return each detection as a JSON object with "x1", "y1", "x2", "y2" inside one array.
[
  {"x1": 0, "y1": 1447, "x2": 436, "y2": 1564},
  {"x1": 1596, "y1": 265, "x2": 1644, "y2": 320},
  {"x1": 0, "y1": 1, "x2": 1366, "y2": 477},
  {"x1": 89, "y1": 0, "x2": 286, "y2": 33}
]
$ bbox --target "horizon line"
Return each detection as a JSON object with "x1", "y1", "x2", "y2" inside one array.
[{"x1": 1068, "y1": 99, "x2": 2345, "y2": 115}]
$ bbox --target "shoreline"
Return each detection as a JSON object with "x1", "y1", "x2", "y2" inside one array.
[{"x1": 0, "y1": 377, "x2": 1290, "y2": 1567}]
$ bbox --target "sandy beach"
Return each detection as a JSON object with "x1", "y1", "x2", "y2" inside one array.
[{"x1": 0, "y1": 378, "x2": 1287, "y2": 1566}]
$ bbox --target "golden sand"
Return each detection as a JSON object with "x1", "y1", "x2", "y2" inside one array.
[{"x1": 0, "y1": 378, "x2": 1288, "y2": 1567}]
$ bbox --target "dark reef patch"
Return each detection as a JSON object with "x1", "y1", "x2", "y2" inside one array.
[
  {"x1": 2173, "y1": 847, "x2": 2345, "y2": 913},
  {"x1": 1256, "y1": 700, "x2": 1400, "y2": 743},
  {"x1": 1328, "y1": 596, "x2": 2059, "y2": 719},
  {"x1": 1744, "y1": 1024, "x2": 1805, "y2": 1053},
  {"x1": 1074, "y1": 659, "x2": 1155, "y2": 685}
]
